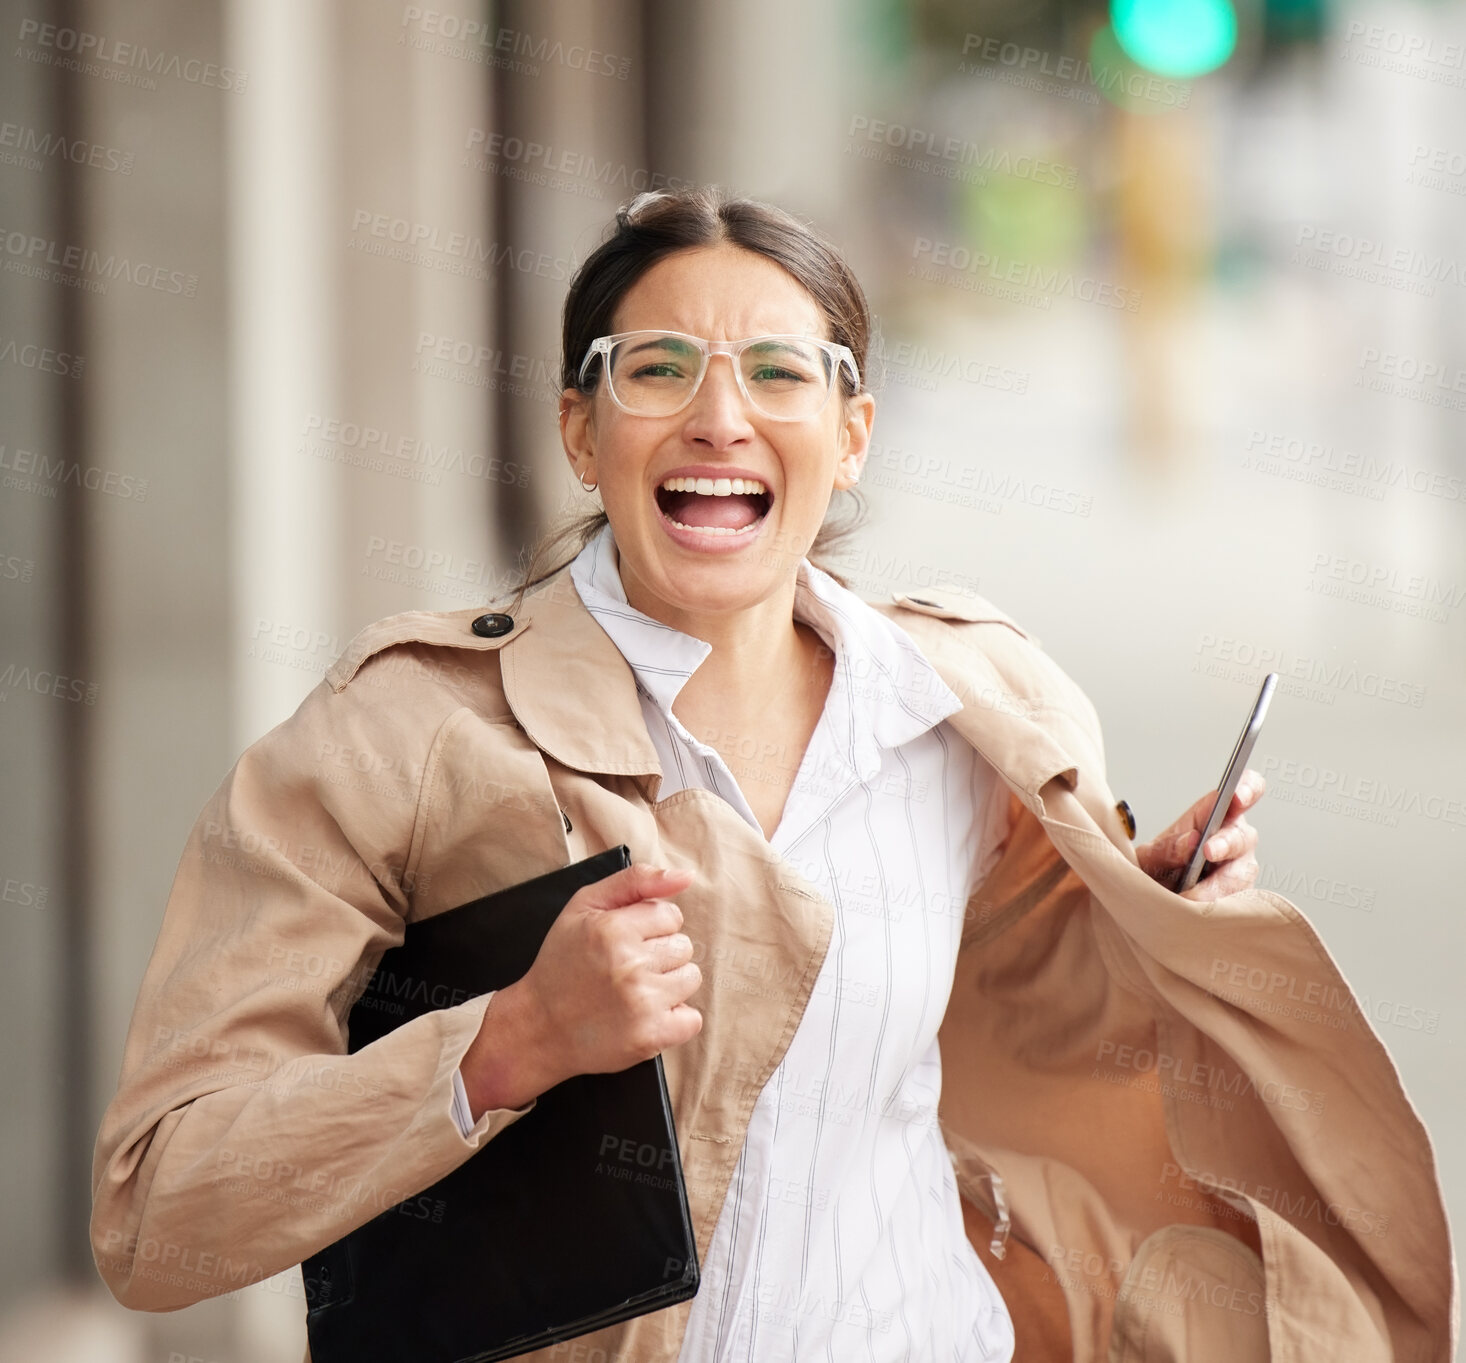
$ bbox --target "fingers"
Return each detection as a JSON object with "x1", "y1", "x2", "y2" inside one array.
[
  {"x1": 1138, "y1": 768, "x2": 1268, "y2": 897},
  {"x1": 661, "y1": 960, "x2": 703, "y2": 995},
  {"x1": 1226, "y1": 769, "x2": 1267, "y2": 818},
  {"x1": 1180, "y1": 851, "x2": 1260, "y2": 903},
  {"x1": 581, "y1": 861, "x2": 701, "y2": 991},
  {"x1": 576, "y1": 863, "x2": 695, "y2": 952},
  {"x1": 664, "y1": 999, "x2": 704, "y2": 1046},
  {"x1": 1198, "y1": 814, "x2": 1259, "y2": 865},
  {"x1": 1179, "y1": 783, "x2": 1264, "y2": 900},
  {"x1": 1145, "y1": 826, "x2": 1204, "y2": 876},
  {"x1": 648, "y1": 930, "x2": 695, "y2": 974},
  {"x1": 1178, "y1": 769, "x2": 1268, "y2": 862},
  {"x1": 647, "y1": 956, "x2": 703, "y2": 1040},
  {"x1": 1170, "y1": 827, "x2": 1200, "y2": 865},
  {"x1": 612, "y1": 897, "x2": 690, "y2": 949},
  {"x1": 578, "y1": 861, "x2": 694, "y2": 914},
  {"x1": 1135, "y1": 831, "x2": 1187, "y2": 881},
  {"x1": 630, "y1": 913, "x2": 701, "y2": 998}
]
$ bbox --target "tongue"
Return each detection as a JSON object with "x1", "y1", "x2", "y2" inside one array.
[{"x1": 664, "y1": 490, "x2": 763, "y2": 530}]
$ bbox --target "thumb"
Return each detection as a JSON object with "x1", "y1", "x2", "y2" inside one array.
[
  {"x1": 575, "y1": 861, "x2": 695, "y2": 913},
  {"x1": 1172, "y1": 828, "x2": 1200, "y2": 863}
]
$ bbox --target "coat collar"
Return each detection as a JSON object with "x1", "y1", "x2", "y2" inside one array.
[
  {"x1": 490, "y1": 558, "x2": 1083, "y2": 813},
  {"x1": 865, "y1": 602, "x2": 1084, "y2": 808},
  {"x1": 566, "y1": 522, "x2": 968, "y2": 795}
]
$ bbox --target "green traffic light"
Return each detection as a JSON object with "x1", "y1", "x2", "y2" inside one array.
[{"x1": 1110, "y1": 0, "x2": 1237, "y2": 77}]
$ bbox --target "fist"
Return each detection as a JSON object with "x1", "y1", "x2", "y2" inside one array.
[{"x1": 1135, "y1": 770, "x2": 1267, "y2": 903}]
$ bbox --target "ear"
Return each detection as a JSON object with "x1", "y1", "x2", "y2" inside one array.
[
  {"x1": 560, "y1": 388, "x2": 596, "y2": 483},
  {"x1": 833, "y1": 391, "x2": 875, "y2": 491}
]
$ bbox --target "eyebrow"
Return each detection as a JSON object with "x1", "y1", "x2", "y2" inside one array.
[
  {"x1": 743, "y1": 338, "x2": 810, "y2": 357},
  {"x1": 622, "y1": 335, "x2": 700, "y2": 358},
  {"x1": 623, "y1": 334, "x2": 817, "y2": 352}
]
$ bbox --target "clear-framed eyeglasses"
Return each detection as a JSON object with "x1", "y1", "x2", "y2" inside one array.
[{"x1": 576, "y1": 330, "x2": 861, "y2": 422}]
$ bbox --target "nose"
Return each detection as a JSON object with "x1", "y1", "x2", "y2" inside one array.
[{"x1": 681, "y1": 352, "x2": 755, "y2": 446}]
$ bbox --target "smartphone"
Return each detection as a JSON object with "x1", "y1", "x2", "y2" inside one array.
[{"x1": 1176, "y1": 673, "x2": 1278, "y2": 893}]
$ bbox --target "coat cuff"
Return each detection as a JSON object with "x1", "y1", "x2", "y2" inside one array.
[{"x1": 439, "y1": 990, "x2": 537, "y2": 1149}]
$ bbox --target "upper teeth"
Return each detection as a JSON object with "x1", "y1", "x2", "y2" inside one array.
[{"x1": 659, "y1": 476, "x2": 767, "y2": 496}]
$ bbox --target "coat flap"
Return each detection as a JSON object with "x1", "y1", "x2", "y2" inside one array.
[
  {"x1": 889, "y1": 589, "x2": 1037, "y2": 644},
  {"x1": 1034, "y1": 785, "x2": 1457, "y2": 1353},
  {"x1": 866, "y1": 599, "x2": 1105, "y2": 817},
  {"x1": 324, "y1": 607, "x2": 527, "y2": 692}
]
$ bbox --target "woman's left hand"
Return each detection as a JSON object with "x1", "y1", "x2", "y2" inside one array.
[{"x1": 1134, "y1": 769, "x2": 1267, "y2": 902}]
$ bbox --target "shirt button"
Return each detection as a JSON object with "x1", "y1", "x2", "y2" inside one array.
[
  {"x1": 1115, "y1": 798, "x2": 1137, "y2": 840},
  {"x1": 471, "y1": 612, "x2": 514, "y2": 638}
]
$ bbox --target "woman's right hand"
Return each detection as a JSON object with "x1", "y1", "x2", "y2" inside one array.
[{"x1": 459, "y1": 863, "x2": 702, "y2": 1119}]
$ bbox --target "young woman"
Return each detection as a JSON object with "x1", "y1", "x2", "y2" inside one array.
[{"x1": 91, "y1": 189, "x2": 1453, "y2": 1362}]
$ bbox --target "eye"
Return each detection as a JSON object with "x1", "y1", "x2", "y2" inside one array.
[
  {"x1": 748, "y1": 363, "x2": 809, "y2": 384},
  {"x1": 631, "y1": 360, "x2": 691, "y2": 380}
]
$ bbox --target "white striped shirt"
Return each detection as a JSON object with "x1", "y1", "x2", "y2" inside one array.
[{"x1": 565, "y1": 522, "x2": 1015, "y2": 1362}]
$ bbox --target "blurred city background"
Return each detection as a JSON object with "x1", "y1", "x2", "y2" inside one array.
[{"x1": 1, "y1": 0, "x2": 1461, "y2": 1357}]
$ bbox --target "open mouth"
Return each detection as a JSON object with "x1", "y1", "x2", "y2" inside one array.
[{"x1": 654, "y1": 476, "x2": 772, "y2": 537}]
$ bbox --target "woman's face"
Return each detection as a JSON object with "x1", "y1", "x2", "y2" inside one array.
[{"x1": 560, "y1": 243, "x2": 874, "y2": 623}]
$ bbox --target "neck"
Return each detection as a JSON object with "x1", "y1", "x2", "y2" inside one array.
[{"x1": 614, "y1": 548, "x2": 826, "y2": 725}]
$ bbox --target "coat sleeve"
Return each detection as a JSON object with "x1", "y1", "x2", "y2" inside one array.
[{"x1": 89, "y1": 660, "x2": 536, "y2": 1311}]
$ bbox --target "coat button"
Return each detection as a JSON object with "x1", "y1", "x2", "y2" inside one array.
[
  {"x1": 1115, "y1": 799, "x2": 1136, "y2": 840},
  {"x1": 471, "y1": 612, "x2": 514, "y2": 638}
]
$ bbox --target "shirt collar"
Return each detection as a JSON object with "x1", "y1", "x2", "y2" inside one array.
[
  {"x1": 569, "y1": 521, "x2": 963, "y2": 782},
  {"x1": 570, "y1": 521, "x2": 712, "y2": 715}
]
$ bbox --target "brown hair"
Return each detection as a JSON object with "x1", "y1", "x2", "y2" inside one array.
[{"x1": 500, "y1": 185, "x2": 873, "y2": 617}]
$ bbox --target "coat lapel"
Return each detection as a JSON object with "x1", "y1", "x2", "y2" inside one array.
[
  {"x1": 866, "y1": 601, "x2": 1089, "y2": 813},
  {"x1": 499, "y1": 568, "x2": 1102, "y2": 822},
  {"x1": 496, "y1": 568, "x2": 665, "y2": 791}
]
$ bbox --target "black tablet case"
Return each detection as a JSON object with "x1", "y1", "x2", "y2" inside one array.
[{"x1": 301, "y1": 844, "x2": 700, "y2": 1362}]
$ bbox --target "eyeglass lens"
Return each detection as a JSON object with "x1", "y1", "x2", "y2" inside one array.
[{"x1": 604, "y1": 334, "x2": 839, "y2": 418}]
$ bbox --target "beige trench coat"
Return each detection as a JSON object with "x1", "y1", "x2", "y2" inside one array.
[{"x1": 90, "y1": 562, "x2": 1457, "y2": 1361}]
